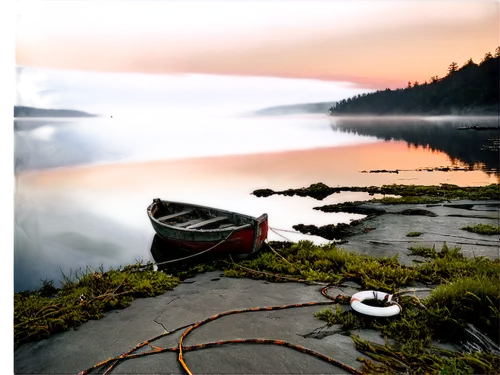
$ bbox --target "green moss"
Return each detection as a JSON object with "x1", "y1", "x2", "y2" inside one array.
[
  {"x1": 399, "y1": 208, "x2": 438, "y2": 217},
  {"x1": 256, "y1": 183, "x2": 499, "y2": 243},
  {"x1": 14, "y1": 262, "x2": 180, "y2": 348},
  {"x1": 253, "y1": 183, "x2": 500, "y2": 202},
  {"x1": 313, "y1": 201, "x2": 386, "y2": 215},
  {"x1": 292, "y1": 221, "x2": 364, "y2": 240},
  {"x1": 321, "y1": 284, "x2": 500, "y2": 374},
  {"x1": 225, "y1": 240, "x2": 417, "y2": 293},
  {"x1": 425, "y1": 275, "x2": 500, "y2": 342},
  {"x1": 226, "y1": 241, "x2": 500, "y2": 299},
  {"x1": 409, "y1": 244, "x2": 439, "y2": 258},
  {"x1": 461, "y1": 224, "x2": 500, "y2": 235},
  {"x1": 315, "y1": 305, "x2": 365, "y2": 331},
  {"x1": 253, "y1": 183, "x2": 377, "y2": 200},
  {"x1": 406, "y1": 231, "x2": 423, "y2": 237},
  {"x1": 252, "y1": 188, "x2": 275, "y2": 197}
]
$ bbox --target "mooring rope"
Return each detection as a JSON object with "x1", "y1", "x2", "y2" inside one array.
[
  {"x1": 269, "y1": 226, "x2": 295, "y2": 242},
  {"x1": 150, "y1": 226, "x2": 300, "y2": 268},
  {"x1": 147, "y1": 228, "x2": 238, "y2": 267},
  {"x1": 269, "y1": 226, "x2": 303, "y2": 235},
  {"x1": 269, "y1": 226, "x2": 347, "y2": 245},
  {"x1": 152, "y1": 224, "x2": 306, "y2": 268}
]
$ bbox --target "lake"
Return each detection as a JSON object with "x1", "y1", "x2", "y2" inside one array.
[{"x1": 14, "y1": 114, "x2": 499, "y2": 291}]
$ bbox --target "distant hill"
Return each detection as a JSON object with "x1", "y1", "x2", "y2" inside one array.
[
  {"x1": 250, "y1": 102, "x2": 335, "y2": 116},
  {"x1": 14, "y1": 106, "x2": 98, "y2": 118},
  {"x1": 8, "y1": 66, "x2": 108, "y2": 118},
  {"x1": 329, "y1": 49, "x2": 499, "y2": 116}
]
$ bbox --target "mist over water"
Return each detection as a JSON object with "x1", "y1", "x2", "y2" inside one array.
[
  {"x1": 14, "y1": 115, "x2": 381, "y2": 173},
  {"x1": 16, "y1": 66, "x2": 371, "y2": 118}
]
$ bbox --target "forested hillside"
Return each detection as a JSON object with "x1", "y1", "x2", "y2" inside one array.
[{"x1": 329, "y1": 49, "x2": 499, "y2": 116}]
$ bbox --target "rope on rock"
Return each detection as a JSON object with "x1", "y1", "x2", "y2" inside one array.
[
  {"x1": 78, "y1": 240, "x2": 409, "y2": 375},
  {"x1": 78, "y1": 262, "x2": 360, "y2": 375},
  {"x1": 177, "y1": 300, "x2": 358, "y2": 375},
  {"x1": 147, "y1": 229, "x2": 238, "y2": 268},
  {"x1": 78, "y1": 300, "x2": 362, "y2": 375}
]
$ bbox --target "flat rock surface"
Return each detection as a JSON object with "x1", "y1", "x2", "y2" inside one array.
[
  {"x1": 15, "y1": 272, "x2": 373, "y2": 375},
  {"x1": 339, "y1": 200, "x2": 499, "y2": 264}
]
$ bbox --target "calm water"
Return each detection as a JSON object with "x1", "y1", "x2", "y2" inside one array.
[
  {"x1": 13, "y1": 116, "x2": 497, "y2": 290},
  {"x1": 14, "y1": 114, "x2": 499, "y2": 291}
]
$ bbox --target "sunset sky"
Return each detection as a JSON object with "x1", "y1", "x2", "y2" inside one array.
[{"x1": 15, "y1": 0, "x2": 499, "y2": 90}]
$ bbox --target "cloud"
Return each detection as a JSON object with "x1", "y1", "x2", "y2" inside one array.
[
  {"x1": 15, "y1": 0, "x2": 498, "y2": 88},
  {"x1": 63, "y1": 72, "x2": 364, "y2": 93}
]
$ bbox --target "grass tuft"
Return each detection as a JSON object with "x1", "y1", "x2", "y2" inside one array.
[
  {"x1": 461, "y1": 224, "x2": 500, "y2": 235},
  {"x1": 406, "y1": 231, "x2": 423, "y2": 237},
  {"x1": 14, "y1": 262, "x2": 179, "y2": 348}
]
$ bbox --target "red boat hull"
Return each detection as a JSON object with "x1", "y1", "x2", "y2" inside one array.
[{"x1": 160, "y1": 220, "x2": 268, "y2": 254}]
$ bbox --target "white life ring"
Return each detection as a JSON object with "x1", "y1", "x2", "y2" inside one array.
[{"x1": 350, "y1": 290, "x2": 401, "y2": 317}]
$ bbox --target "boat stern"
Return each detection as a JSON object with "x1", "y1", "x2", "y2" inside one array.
[{"x1": 252, "y1": 213, "x2": 269, "y2": 253}]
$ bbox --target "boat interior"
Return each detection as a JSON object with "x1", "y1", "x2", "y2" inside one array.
[{"x1": 152, "y1": 200, "x2": 252, "y2": 231}]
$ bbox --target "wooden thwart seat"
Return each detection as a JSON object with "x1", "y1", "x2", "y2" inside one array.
[
  {"x1": 175, "y1": 218, "x2": 204, "y2": 228},
  {"x1": 186, "y1": 216, "x2": 228, "y2": 229},
  {"x1": 157, "y1": 209, "x2": 193, "y2": 222}
]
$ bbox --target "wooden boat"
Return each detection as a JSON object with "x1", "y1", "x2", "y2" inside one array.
[{"x1": 147, "y1": 199, "x2": 268, "y2": 257}]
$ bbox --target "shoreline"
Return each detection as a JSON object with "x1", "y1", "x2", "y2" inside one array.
[
  {"x1": 14, "y1": 182, "x2": 500, "y2": 374},
  {"x1": 15, "y1": 187, "x2": 500, "y2": 296},
  {"x1": 12, "y1": 105, "x2": 108, "y2": 120},
  {"x1": 328, "y1": 113, "x2": 500, "y2": 118}
]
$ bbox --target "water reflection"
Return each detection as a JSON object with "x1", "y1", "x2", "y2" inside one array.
[
  {"x1": 331, "y1": 117, "x2": 500, "y2": 173},
  {"x1": 149, "y1": 234, "x2": 229, "y2": 275},
  {"x1": 12, "y1": 155, "x2": 493, "y2": 293},
  {"x1": 13, "y1": 195, "x2": 154, "y2": 292},
  {"x1": 14, "y1": 115, "x2": 377, "y2": 174}
]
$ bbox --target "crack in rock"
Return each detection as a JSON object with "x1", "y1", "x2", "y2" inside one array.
[
  {"x1": 266, "y1": 313, "x2": 281, "y2": 320},
  {"x1": 153, "y1": 296, "x2": 181, "y2": 331},
  {"x1": 299, "y1": 325, "x2": 343, "y2": 339}
]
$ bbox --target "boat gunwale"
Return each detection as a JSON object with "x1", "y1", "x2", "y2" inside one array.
[{"x1": 147, "y1": 199, "x2": 267, "y2": 233}]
